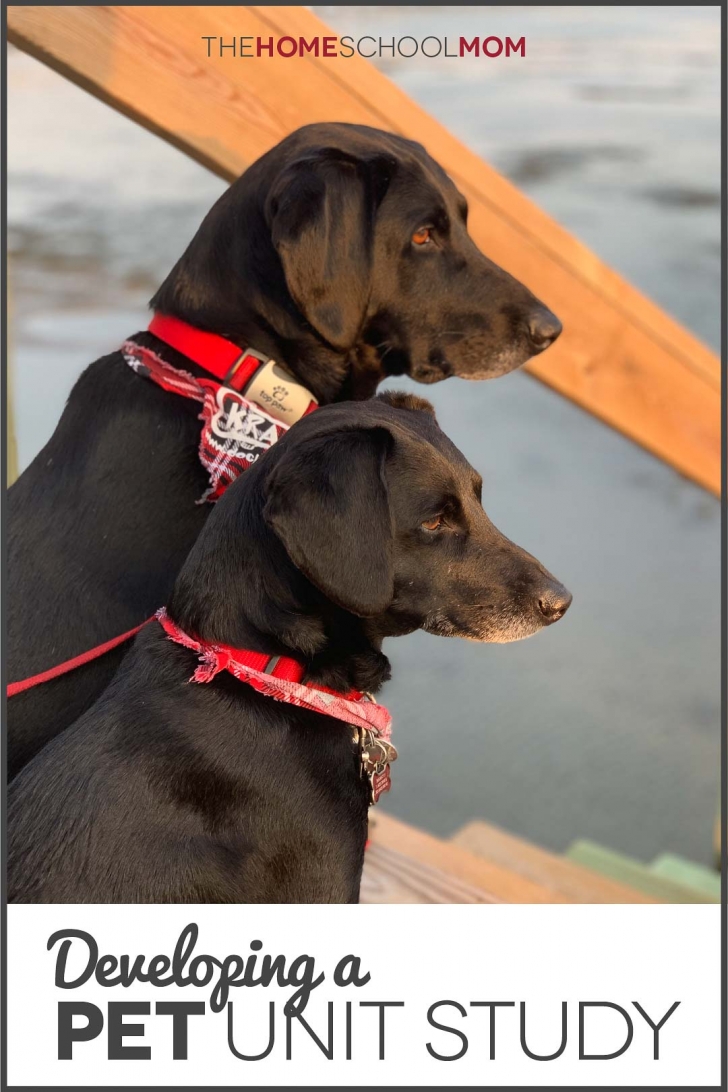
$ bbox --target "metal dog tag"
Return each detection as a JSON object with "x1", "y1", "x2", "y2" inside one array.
[
  {"x1": 369, "y1": 765, "x2": 392, "y2": 805},
  {"x1": 358, "y1": 727, "x2": 398, "y2": 806}
]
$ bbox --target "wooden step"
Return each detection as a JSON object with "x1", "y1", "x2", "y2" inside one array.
[
  {"x1": 650, "y1": 853, "x2": 721, "y2": 901},
  {"x1": 451, "y1": 820, "x2": 654, "y2": 904},
  {"x1": 361, "y1": 812, "x2": 570, "y2": 904},
  {"x1": 566, "y1": 840, "x2": 715, "y2": 903}
]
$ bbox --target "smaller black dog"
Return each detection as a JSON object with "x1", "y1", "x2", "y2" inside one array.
[{"x1": 8, "y1": 394, "x2": 571, "y2": 904}]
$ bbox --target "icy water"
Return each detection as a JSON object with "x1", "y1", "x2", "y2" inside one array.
[{"x1": 7, "y1": 6, "x2": 721, "y2": 865}]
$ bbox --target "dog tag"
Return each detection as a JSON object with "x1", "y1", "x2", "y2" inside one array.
[
  {"x1": 358, "y1": 727, "x2": 397, "y2": 807},
  {"x1": 244, "y1": 359, "x2": 317, "y2": 426},
  {"x1": 370, "y1": 765, "x2": 392, "y2": 805}
]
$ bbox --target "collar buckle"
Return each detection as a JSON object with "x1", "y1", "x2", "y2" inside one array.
[{"x1": 224, "y1": 347, "x2": 271, "y2": 391}]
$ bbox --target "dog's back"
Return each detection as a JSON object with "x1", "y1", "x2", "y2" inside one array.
[
  {"x1": 7, "y1": 345, "x2": 211, "y2": 779},
  {"x1": 8, "y1": 627, "x2": 368, "y2": 904}
]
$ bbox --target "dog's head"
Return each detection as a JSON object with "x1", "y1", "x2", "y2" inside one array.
[
  {"x1": 257, "y1": 392, "x2": 571, "y2": 645},
  {"x1": 153, "y1": 123, "x2": 561, "y2": 396}
]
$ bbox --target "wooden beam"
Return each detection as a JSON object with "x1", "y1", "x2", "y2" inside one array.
[{"x1": 8, "y1": 5, "x2": 721, "y2": 494}]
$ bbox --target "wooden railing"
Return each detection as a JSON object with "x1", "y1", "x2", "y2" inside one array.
[{"x1": 8, "y1": 5, "x2": 721, "y2": 495}]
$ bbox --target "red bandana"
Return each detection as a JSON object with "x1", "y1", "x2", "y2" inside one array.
[
  {"x1": 122, "y1": 340, "x2": 291, "y2": 503},
  {"x1": 157, "y1": 608, "x2": 391, "y2": 736},
  {"x1": 157, "y1": 609, "x2": 395, "y2": 803}
]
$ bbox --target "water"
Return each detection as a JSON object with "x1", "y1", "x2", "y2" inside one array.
[{"x1": 7, "y1": 6, "x2": 721, "y2": 866}]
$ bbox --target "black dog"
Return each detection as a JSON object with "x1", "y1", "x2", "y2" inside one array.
[
  {"x1": 8, "y1": 122, "x2": 561, "y2": 779},
  {"x1": 8, "y1": 393, "x2": 571, "y2": 904}
]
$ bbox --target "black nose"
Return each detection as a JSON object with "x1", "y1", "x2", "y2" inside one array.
[
  {"x1": 537, "y1": 582, "x2": 572, "y2": 624},
  {"x1": 526, "y1": 307, "x2": 562, "y2": 352}
]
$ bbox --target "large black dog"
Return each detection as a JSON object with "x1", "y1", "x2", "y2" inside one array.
[
  {"x1": 8, "y1": 122, "x2": 561, "y2": 779},
  {"x1": 8, "y1": 393, "x2": 571, "y2": 904}
]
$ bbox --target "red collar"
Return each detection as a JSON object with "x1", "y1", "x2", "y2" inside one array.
[
  {"x1": 124, "y1": 315, "x2": 318, "y2": 502},
  {"x1": 157, "y1": 609, "x2": 396, "y2": 803},
  {"x1": 148, "y1": 314, "x2": 319, "y2": 423},
  {"x1": 157, "y1": 609, "x2": 392, "y2": 737},
  {"x1": 148, "y1": 313, "x2": 268, "y2": 392}
]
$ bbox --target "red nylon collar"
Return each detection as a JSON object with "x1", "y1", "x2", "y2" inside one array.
[
  {"x1": 158, "y1": 608, "x2": 308, "y2": 685},
  {"x1": 156, "y1": 609, "x2": 393, "y2": 741},
  {"x1": 148, "y1": 313, "x2": 267, "y2": 392},
  {"x1": 157, "y1": 610, "x2": 395, "y2": 803}
]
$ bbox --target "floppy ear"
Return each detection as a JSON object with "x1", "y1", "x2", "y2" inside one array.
[
  {"x1": 377, "y1": 390, "x2": 437, "y2": 419},
  {"x1": 263, "y1": 427, "x2": 394, "y2": 617},
  {"x1": 266, "y1": 150, "x2": 395, "y2": 350}
]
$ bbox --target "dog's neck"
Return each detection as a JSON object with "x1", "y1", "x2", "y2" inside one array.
[
  {"x1": 150, "y1": 208, "x2": 385, "y2": 405},
  {"x1": 166, "y1": 478, "x2": 391, "y2": 696}
]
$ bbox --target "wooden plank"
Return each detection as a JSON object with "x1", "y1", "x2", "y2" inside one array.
[
  {"x1": 650, "y1": 853, "x2": 721, "y2": 901},
  {"x1": 360, "y1": 843, "x2": 499, "y2": 905},
  {"x1": 566, "y1": 840, "x2": 716, "y2": 903},
  {"x1": 363, "y1": 812, "x2": 570, "y2": 903},
  {"x1": 7, "y1": 5, "x2": 720, "y2": 494},
  {"x1": 451, "y1": 820, "x2": 655, "y2": 904}
]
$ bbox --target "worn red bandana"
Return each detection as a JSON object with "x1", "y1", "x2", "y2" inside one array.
[
  {"x1": 122, "y1": 339, "x2": 295, "y2": 502},
  {"x1": 157, "y1": 609, "x2": 395, "y2": 802},
  {"x1": 156, "y1": 609, "x2": 392, "y2": 739}
]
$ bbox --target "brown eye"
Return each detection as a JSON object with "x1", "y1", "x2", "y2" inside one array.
[
  {"x1": 421, "y1": 515, "x2": 443, "y2": 531},
  {"x1": 412, "y1": 227, "x2": 432, "y2": 246}
]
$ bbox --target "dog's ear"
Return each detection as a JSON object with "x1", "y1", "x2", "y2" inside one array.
[
  {"x1": 263, "y1": 426, "x2": 394, "y2": 617},
  {"x1": 266, "y1": 149, "x2": 396, "y2": 350},
  {"x1": 377, "y1": 391, "x2": 437, "y2": 419}
]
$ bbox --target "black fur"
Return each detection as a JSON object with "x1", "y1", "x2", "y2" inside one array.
[
  {"x1": 8, "y1": 122, "x2": 560, "y2": 778},
  {"x1": 8, "y1": 395, "x2": 570, "y2": 904}
]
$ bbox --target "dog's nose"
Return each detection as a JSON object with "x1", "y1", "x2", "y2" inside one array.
[
  {"x1": 526, "y1": 308, "x2": 562, "y2": 352},
  {"x1": 537, "y1": 581, "x2": 572, "y2": 624}
]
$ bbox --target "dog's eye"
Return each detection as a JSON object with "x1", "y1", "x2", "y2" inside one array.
[
  {"x1": 421, "y1": 515, "x2": 444, "y2": 531},
  {"x1": 412, "y1": 227, "x2": 432, "y2": 246}
]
